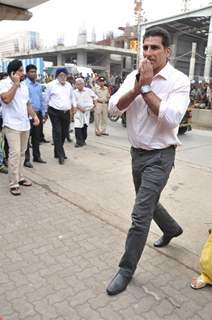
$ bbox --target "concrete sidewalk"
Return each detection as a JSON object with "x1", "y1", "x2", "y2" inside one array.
[
  {"x1": 1, "y1": 123, "x2": 212, "y2": 320},
  {"x1": 1, "y1": 174, "x2": 212, "y2": 320}
]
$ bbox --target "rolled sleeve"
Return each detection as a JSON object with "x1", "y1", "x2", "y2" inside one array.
[
  {"x1": 108, "y1": 94, "x2": 123, "y2": 117},
  {"x1": 0, "y1": 81, "x2": 8, "y2": 95},
  {"x1": 158, "y1": 81, "x2": 190, "y2": 129},
  {"x1": 108, "y1": 71, "x2": 137, "y2": 116}
]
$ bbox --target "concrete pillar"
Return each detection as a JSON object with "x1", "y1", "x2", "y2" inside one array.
[
  {"x1": 204, "y1": 15, "x2": 212, "y2": 81},
  {"x1": 77, "y1": 52, "x2": 87, "y2": 66},
  {"x1": 170, "y1": 44, "x2": 176, "y2": 66},
  {"x1": 124, "y1": 40, "x2": 128, "y2": 49},
  {"x1": 170, "y1": 34, "x2": 178, "y2": 67},
  {"x1": 103, "y1": 54, "x2": 111, "y2": 77},
  {"x1": 189, "y1": 42, "x2": 197, "y2": 80},
  {"x1": 57, "y1": 53, "x2": 63, "y2": 66}
]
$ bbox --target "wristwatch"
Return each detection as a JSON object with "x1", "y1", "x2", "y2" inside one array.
[{"x1": 140, "y1": 85, "x2": 152, "y2": 94}]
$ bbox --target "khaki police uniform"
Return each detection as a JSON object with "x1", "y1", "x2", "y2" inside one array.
[{"x1": 94, "y1": 85, "x2": 110, "y2": 135}]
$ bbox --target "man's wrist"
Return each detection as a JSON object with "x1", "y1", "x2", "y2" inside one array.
[{"x1": 140, "y1": 85, "x2": 152, "y2": 95}]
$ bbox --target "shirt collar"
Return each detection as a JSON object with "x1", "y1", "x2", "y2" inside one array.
[
  {"x1": 7, "y1": 77, "x2": 14, "y2": 85},
  {"x1": 76, "y1": 88, "x2": 86, "y2": 92},
  {"x1": 153, "y1": 62, "x2": 172, "y2": 80},
  {"x1": 25, "y1": 78, "x2": 38, "y2": 86},
  {"x1": 55, "y1": 79, "x2": 67, "y2": 86},
  {"x1": 8, "y1": 76, "x2": 25, "y2": 87}
]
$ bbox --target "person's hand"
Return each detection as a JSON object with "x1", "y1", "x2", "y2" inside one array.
[
  {"x1": 33, "y1": 115, "x2": 40, "y2": 126},
  {"x1": 138, "y1": 58, "x2": 153, "y2": 86},
  {"x1": 11, "y1": 71, "x2": 20, "y2": 86},
  {"x1": 78, "y1": 106, "x2": 85, "y2": 113}
]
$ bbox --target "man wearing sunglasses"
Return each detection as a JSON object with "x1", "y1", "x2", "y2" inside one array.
[{"x1": 107, "y1": 27, "x2": 190, "y2": 295}]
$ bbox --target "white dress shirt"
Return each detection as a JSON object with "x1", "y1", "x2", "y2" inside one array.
[
  {"x1": 73, "y1": 87, "x2": 97, "y2": 128},
  {"x1": 109, "y1": 62, "x2": 190, "y2": 150},
  {"x1": 45, "y1": 79, "x2": 75, "y2": 111},
  {"x1": 0, "y1": 77, "x2": 30, "y2": 131}
]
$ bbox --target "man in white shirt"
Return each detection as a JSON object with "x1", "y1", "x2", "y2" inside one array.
[
  {"x1": 106, "y1": 27, "x2": 190, "y2": 295},
  {"x1": 45, "y1": 68, "x2": 75, "y2": 164},
  {"x1": 73, "y1": 78, "x2": 97, "y2": 147},
  {"x1": 0, "y1": 60, "x2": 39, "y2": 196},
  {"x1": 0, "y1": 101, "x2": 8, "y2": 174}
]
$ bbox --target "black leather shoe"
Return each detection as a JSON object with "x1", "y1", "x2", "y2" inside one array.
[
  {"x1": 66, "y1": 136, "x2": 72, "y2": 143},
  {"x1": 154, "y1": 228, "x2": 183, "y2": 248},
  {"x1": 33, "y1": 158, "x2": 47, "y2": 164},
  {"x1": 75, "y1": 143, "x2": 83, "y2": 148},
  {"x1": 106, "y1": 272, "x2": 132, "y2": 296},
  {"x1": 0, "y1": 166, "x2": 8, "y2": 174},
  {"x1": 58, "y1": 157, "x2": 64, "y2": 165},
  {"x1": 24, "y1": 161, "x2": 33, "y2": 168}
]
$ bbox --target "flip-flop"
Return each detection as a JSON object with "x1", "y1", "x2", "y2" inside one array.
[
  {"x1": 191, "y1": 276, "x2": 207, "y2": 290},
  {"x1": 10, "y1": 187, "x2": 21, "y2": 196},
  {"x1": 19, "y1": 179, "x2": 32, "y2": 187}
]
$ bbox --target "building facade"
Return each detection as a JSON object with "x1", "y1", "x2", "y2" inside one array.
[{"x1": 0, "y1": 31, "x2": 42, "y2": 57}]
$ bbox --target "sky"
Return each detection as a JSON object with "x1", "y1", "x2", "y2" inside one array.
[{"x1": 0, "y1": 0, "x2": 210, "y2": 47}]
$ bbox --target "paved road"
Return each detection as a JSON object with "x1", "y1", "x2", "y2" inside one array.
[
  {"x1": 0, "y1": 121, "x2": 212, "y2": 320},
  {"x1": 24, "y1": 121, "x2": 212, "y2": 258}
]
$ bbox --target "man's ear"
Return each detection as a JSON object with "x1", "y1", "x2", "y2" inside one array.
[{"x1": 166, "y1": 47, "x2": 172, "y2": 61}]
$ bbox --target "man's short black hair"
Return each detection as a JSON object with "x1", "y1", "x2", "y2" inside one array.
[
  {"x1": 26, "y1": 64, "x2": 37, "y2": 73},
  {"x1": 7, "y1": 59, "x2": 23, "y2": 75},
  {"x1": 143, "y1": 27, "x2": 171, "y2": 48}
]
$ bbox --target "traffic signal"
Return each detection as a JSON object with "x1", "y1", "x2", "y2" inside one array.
[{"x1": 130, "y1": 40, "x2": 138, "y2": 50}]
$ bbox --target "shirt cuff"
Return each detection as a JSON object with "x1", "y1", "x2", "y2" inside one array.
[{"x1": 158, "y1": 100, "x2": 168, "y2": 120}]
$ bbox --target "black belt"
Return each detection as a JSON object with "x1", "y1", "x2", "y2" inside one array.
[
  {"x1": 48, "y1": 106, "x2": 69, "y2": 113},
  {"x1": 132, "y1": 145, "x2": 176, "y2": 152}
]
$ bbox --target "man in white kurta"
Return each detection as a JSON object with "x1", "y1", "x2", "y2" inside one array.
[{"x1": 73, "y1": 78, "x2": 97, "y2": 147}]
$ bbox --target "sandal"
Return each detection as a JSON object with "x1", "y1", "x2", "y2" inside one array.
[
  {"x1": 191, "y1": 276, "x2": 207, "y2": 290},
  {"x1": 10, "y1": 187, "x2": 21, "y2": 196},
  {"x1": 19, "y1": 179, "x2": 32, "y2": 187}
]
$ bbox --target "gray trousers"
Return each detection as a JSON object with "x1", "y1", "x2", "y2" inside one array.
[{"x1": 119, "y1": 146, "x2": 181, "y2": 277}]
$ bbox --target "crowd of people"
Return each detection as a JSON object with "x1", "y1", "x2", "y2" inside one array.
[
  {"x1": 0, "y1": 60, "x2": 112, "y2": 193},
  {"x1": 190, "y1": 81, "x2": 212, "y2": 109}
]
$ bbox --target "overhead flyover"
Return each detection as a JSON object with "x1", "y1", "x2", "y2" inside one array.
[
  {"x1": 140, "y1": 5, "x2": 212, "y2": 81},
  {"x1": 0, "y1": 0, "x2": 50, "y2": 21}
]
